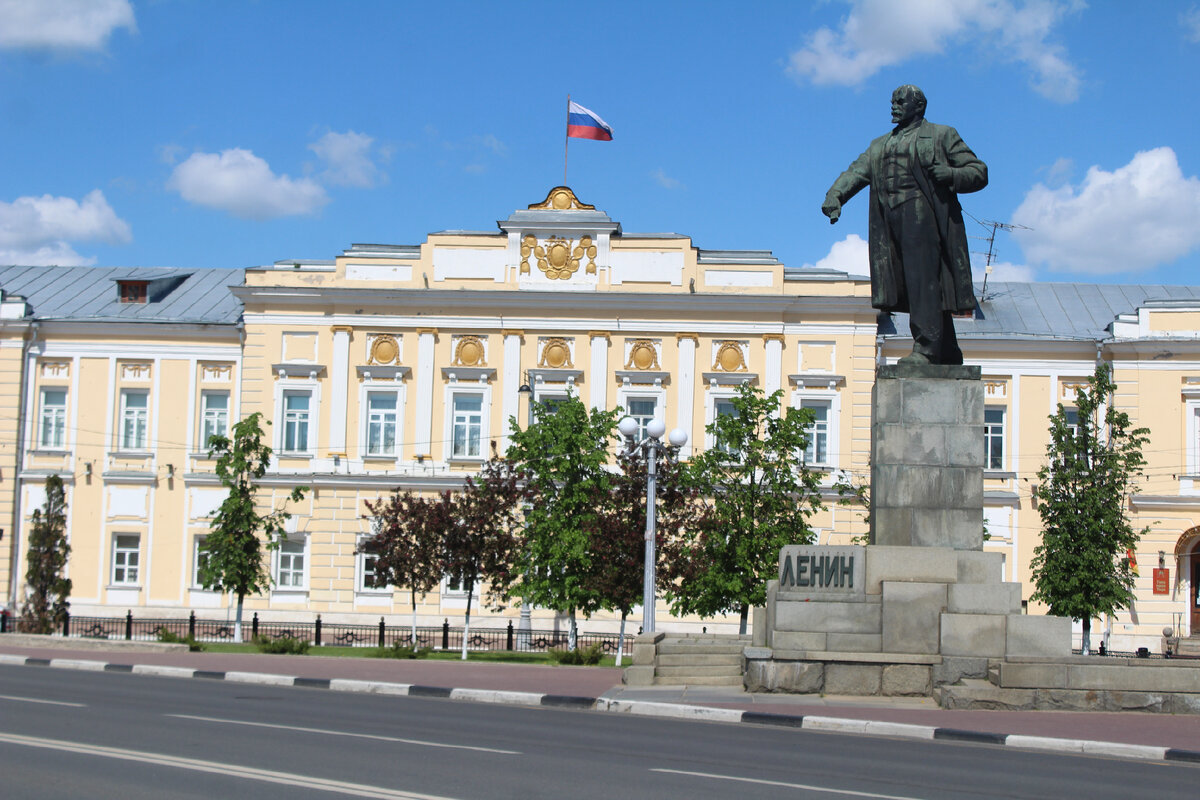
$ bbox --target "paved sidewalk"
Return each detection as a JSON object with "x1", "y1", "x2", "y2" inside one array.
[{"x1": 2, "y1": 641, "x2": 1199, "y2": 760}]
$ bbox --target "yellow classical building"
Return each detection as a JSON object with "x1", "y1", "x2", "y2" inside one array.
[{"x1": 2, "y1": 187, "x2": 1199, "y2": 651}]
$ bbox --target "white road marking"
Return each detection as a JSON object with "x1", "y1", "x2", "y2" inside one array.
[
  {"x1": 167, "y1": 713, "x2": 521, "y2": 755},
  {"x1": 0, "y1": 693, "x2": 86, "y2": 707},
  {"x1": 651, "y1": 768, "x2": 930, "y2": 799},
  {"x1": 0, "y1": 731, "x2": 462, "y2": 800}
]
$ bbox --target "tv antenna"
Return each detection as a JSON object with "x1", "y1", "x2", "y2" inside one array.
[{"x1": 967, "y1": 214, "x2": 1031, "y2": 297}]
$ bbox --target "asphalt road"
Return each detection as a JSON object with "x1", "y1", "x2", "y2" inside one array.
[{"x1": 0, "y1": 664, "x2": 1194, "y2": 799}]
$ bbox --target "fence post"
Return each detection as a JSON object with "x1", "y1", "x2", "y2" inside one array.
[
  {"x1": 62, "y1": 611, "x2": 70, "y2": 637},
  {"x1": 442, "y1": 618, "x2": 449, "y2": 650},
  {"x1": 378, "y1": 617, "x2": 386, "y2": 648},
  {"x1": 188, "y1": 611, "x2": 196, "y2": 639},
  {"x1": 314, "y1": 615, "x2": 322, "y2": 647},
  {"x1": 0, "y1": 609, "x2": 8, "y2": 634},
  {"x1": 507, "y1": 620, "x2": 514, "y2": 651},
  {"x1": 125, "y1": 610, "x2": 133, "y2": 640},
  {"x1": 252, "y1": 612, "x2": 259, "y2": 639}
]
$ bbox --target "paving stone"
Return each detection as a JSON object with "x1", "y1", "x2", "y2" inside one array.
[
  {"x1": 940, "y1": 613, "x2": 1006, "y2": 657},
  {"x1": 956, "y1": 551, "x2": 1004, "y2": 584},
  {"x1": 932, "y1": 656, "x2": 989, "y2": 686},
  {"x1": 774, "y1": 598, "x2": 880, "y2": 634},
  {"x1": 881, "y1": 582, "x2": 946, "y2": 654},
  {"x1": 826, "y1": 633, "x2": 882, "y2": 653},
  {"x1": 882, "y1": 664, "x2": 932, "y2": 696},
  {"x1": 864, "y1": 546, "x2": 957, "y2": 593},
  {"x1": 744, "y1": 660, "x2": 823, "y2": 694},
  {"x1": 1005, "y1": 614, "x2": 1071, "y2": 658},
  {"x1": 948, "y1": 583, "x2": 1021, "y2": 615}
]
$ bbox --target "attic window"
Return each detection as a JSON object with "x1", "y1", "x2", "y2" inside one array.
[{"x1": 119, "y1": 280, "x2": 149, "y2": 304}]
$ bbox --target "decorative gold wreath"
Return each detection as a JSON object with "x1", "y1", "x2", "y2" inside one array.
[
  {"x1": 538, "y1": 337, "x2": 573, "y2": 368},
  {"x1": 369, "y1": 335, "x2": 400, "y2": 365},
  {"x1": 713, "y1": 341, "x2": 747, "y2": 372},
  {"x1": 452, "y1": 335, "x2": 486, "y2": 367},
  {"x1": 625, "y1": 340, "x2": 660, "y2": 370},
  {"x1": 519, "y1": 235, "x2": 597, "y2": 279}
]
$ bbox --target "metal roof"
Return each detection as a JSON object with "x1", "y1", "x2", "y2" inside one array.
[
  {"x1": 0, "y1": 266, "x2": 244, "y2": 324},
  {"x1": 887, "y1": 282, "x2": 1200, "y2": 341}
]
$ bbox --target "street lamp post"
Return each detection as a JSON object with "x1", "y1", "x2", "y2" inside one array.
[
  {"x1": 618, "y1": 416, "x2": 687, "y2": 634},
  {"x1": 516, "y1": 376, "x2": 534, "y2": 646}
]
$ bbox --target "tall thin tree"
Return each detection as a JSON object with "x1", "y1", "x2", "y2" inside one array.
[{"x1": 19, "y1": 475, "x2": 71, "y2": 634}]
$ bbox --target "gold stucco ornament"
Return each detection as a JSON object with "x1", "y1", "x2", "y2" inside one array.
[
  {"x1": 539, "y1": 337, "x2": 572, "y2": 368},
  {"x1": 369, "y1": 335, "x2": 400, "y2": 365}
]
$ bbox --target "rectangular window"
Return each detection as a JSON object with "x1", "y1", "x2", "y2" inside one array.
[
  {"x1": 1064, "y1": 407, "x2": 1080, "y2": 438},
  {"x1": 192, "y1": 536, "x2": 208, "y2": 587},
  {"x1": 112, "y1": 534, "x2": 140, "y2": 585},
  {"x1": 984, "y1": 407, "x2": 1006, "y2": 470},
  {"x1": 39, "y1": 388, "x2": 67, "y2": 448},
  {"x1": 200, "y1": 391, "x2": 229, "y2": 448},
  {"x1": 283, "y1": 392, "x2": 311, "y2": 452},
  {"x1": 451, "y1": 393, "x2": 483, "y2": 458},
  {"x1": 366, "y1": 392, "x2": 398, "y2": 455},
  {"x1": 120, "y1": 390, "x2": 149, "y2": 450},
  {"x1": 713, "y1": 397, "x2": 739, "y2": 453},
  {"x1": 118, "y1": 280, "x2": 148, "y2": 304},
  {"x1": 801, "y1": 400, "x2": 831, "y2": 466},
  {"x1": 627, "y1": 397, "x2": 657, "y2": 441},
  {"x1": 277, "y1": 540, "x2": 306, "y2": 588}
]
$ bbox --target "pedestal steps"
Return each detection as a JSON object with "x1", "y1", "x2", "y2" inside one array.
[
  {"x1": 652, "y1": 636, "x2": 747, "y2": 686},
  {"x1": 1176, "y1": 637, "x2": 1200, "y2": 658}
]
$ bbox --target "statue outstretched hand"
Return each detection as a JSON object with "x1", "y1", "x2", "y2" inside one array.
[{"x1": 821, "y1": 196, "x2": 841, "y2": 224}]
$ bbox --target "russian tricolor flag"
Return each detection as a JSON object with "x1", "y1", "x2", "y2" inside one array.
[{"x1": 567, "y1": 101, "x2": 613, "y2": 141}]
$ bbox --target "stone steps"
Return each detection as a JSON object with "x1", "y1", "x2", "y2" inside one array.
[
  {"x1": 1176, "y1": 638, "x2": 1200, "y2": 658},
  {"x1": 651, "y1": 634, "x2": 747, "y2": 686},
  {"x1": 656, "y1": 653, "x2": 743, "y2": 667}
]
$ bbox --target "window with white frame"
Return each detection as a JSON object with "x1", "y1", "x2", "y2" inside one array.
[
  {"x1": 711, "y1": 394, "x2": 739, "y2": 453},
  {"x1": 276, "y1": 539, "x2": 306, "y2": 588},
  {"x1": 38, "y1": 388, "x2": 67, "y2": 449},
  {"x1": 984, "y1": 407, "x2": 1006, "y2": 470},
  {"x1": 111, "y1": 534, "x2": 141, "y2": 585},
  {"x1": 357, "y1": 541, "x2": 388, "y2": 593},
  {"x1": 800, "y1": 399, "x2": 832, "y2": 466},
  {"x1": 120, "y1": 389, "x2": 149, "y2": 450},
  {"x1": 282, "y1": 391, "x2": 312, "y2": 453},
  {"x1": 365, "y1": 391, "x2": 398, "y2": 456},
  {"x1": 625, "y1": 396, "x2": 658, "y2": 441},
  {"x1": 200, "y1": 391, "x2": 229, "y2": 449},
  {"x1": 192, "y1": 536, "x2": 208, "y2": 587},
  {"x1": 451, "y1": 392, "x2": 484, "y2": 458},
  {"x1": 1064, "y1": 407, "x2": 1080, "y2": 438}
]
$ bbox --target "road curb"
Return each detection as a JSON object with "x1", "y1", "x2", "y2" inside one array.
[{"x1": 4, "y1": 653, "x2": 1198, "y2": 766}]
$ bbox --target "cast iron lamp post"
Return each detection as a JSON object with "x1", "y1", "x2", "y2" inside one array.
[
  {"x1": 618, "y1": 416, "x2": 687, "y2": 634},
  {"x1": 516, "y1": 376, "x2": 534, "y2": 645}
]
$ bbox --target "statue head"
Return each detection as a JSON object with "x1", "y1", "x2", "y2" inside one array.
[{"x1": 891, "y1": 85, "x2": 927, "y2": 126}]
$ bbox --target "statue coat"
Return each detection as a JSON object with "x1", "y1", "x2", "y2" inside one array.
[{"x1": 825, "y1": 119, "x2": 987, "y2": 315}]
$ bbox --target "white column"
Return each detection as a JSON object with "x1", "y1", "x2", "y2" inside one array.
[
  {"x1": 501, "y1": 331, "x2": 522, "y2": 449},
  {"x1": 329, "y1": 327, "x2": 351, "y2": 455},
  {"x1": 764, "y1": 335, "x2": 783, "y2": 397},
  {"x1": 589, "y1": 333, "x2": 608, "y2": 411},
  {"x1": 676, "y1": 335, "x2": 697, "y2": 458},
  {"x1": 414, "y1": 329, "x2": 437, "y2": 457}
]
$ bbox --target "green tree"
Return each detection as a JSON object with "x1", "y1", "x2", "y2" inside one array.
[
  {"x1": 590, "y1": 450, "x2": 707, "y2": 664},
  {"x1": 442, "y1": 444, "x2": 523, "y2": 659},
  {"x1": 663, "y1": 383, "x2": 823, "y2": 634},
  {"x1": 1030, "y1": 363, "x2": 1149, "y2": 654},
  {"x1": 360, "y1": 490, "x2": 444, "y2": 645},
  {"x1": 18, "y1": 475, "x2": 71, "y2": 634},
  {"x1": 506, "y1": 396, "x2": 619, "y2": 650},
  {"x1": 199, "y1": 412, "x2": 305, "y2": 642}
]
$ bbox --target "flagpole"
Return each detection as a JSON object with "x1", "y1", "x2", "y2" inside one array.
[{"x1": 564, "y1": 93, "x2": 570, "y2": 186}]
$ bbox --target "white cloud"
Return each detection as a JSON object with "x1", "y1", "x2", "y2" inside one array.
[
  {"x1": 973, "y1": 261, "x2": 1036, "y2": 282},
  {"x1": 1183, "y1": 5, "x2": 1200, "y2": 43},
  {"x1": 167, "y1": 149, "x2": 328, "y2": 220},
  {"x1": 0, "y1": 0, "x2": 135, "y2": 52},
  {"x1": 1012, "y1": 147, "x2": 1200, "y2": 275},
  {"x1": 0, "y1": 189, "x2": 131, "y2": 265},
  {"x1": 805, "y1": 234, "x2": 869, "y2": 274},
  {"x1": 787, "y1": 0, "x2": 1082, "y2": 103},
  {"x1": 309, "y1": 131, "x2": 385, "y2": 188},
  {"x1": 651, "y1": 168, "x2": 681, "y2": 189}
]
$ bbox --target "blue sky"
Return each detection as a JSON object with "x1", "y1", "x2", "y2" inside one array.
[{"x1": 2, "y1": 0, "x2": 1199, "y2": 286}]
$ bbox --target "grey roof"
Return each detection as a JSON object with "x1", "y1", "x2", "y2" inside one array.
[
  {"x1": 884, "y1": 282, "x2": 1200, "y2": 341},
  {"x1": 0, "y1": 266, "x2": 244, "y2": 324}
]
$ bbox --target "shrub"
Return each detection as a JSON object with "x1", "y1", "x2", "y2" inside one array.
[
  {"x1": 157, "y1": 628, "x2": 204, "y2": 652},
  {"x1": 548, "y1": 642, "x2": 604, "y2": 666},
  {"x1": 372, "y1": 641, "x2": 433, "y2": 659},
  {"x1": 254, "y1": 635, "x2": 310, "y2": 655}
]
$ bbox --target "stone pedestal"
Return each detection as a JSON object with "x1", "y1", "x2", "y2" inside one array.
[
  {"x1": 745, "y1": 365, "x2": 1073, "y2": 700},
  {"x1": 871, "y1": 364, "x2": 983, "y2": 550}
]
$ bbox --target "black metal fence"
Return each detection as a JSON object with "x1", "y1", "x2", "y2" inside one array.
[{"x1": 0, "y1": 609, "x2": 633, "y2": 656}]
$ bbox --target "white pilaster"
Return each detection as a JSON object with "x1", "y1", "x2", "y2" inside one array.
[
  {"x1": 589, "y1": 334, "x2": 608, "y2": 411},
  {"x1": 415, "y1": 330, "x2": 436, "y2": 457},
  {"x1": 676, "y1": 335, "x2": 697, "y2": 458},
  {"x1": 501, "y1": 332, "x2": 522, "y2": 447},
  {"x1": 764, "y1": 336, "x2": 783, "y2": 396},
  {"x1": 329, "y1": 327, "x2": 351, "y2": 454}
]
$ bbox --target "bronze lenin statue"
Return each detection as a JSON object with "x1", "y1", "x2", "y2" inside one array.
[{"x1": 823, "y1": 85, "x2": 987, "y2": 366}]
